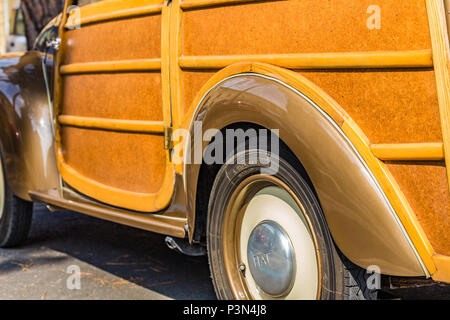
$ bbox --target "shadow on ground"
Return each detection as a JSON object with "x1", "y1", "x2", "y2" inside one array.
[
  {"x1": 1, "y1": 204, "x2": 450, "y2": 300},
  {"x1": 0, "y1": 203, "x2": 216, "y2": 300}
]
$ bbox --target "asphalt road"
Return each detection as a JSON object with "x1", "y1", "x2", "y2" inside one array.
[
  {"x1": 0, "y1": 203, "x2": 449, "y2": 300},
  {"x1": 0, "y1": 203, "x2": 216, "y2": 300}
]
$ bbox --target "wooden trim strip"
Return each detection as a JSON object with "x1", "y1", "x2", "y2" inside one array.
[
  {"x1": 180, "y1": 0, "x2": 271, "y2": 10},
  {"x1": 426, "y1": 0, "x2": 450, "y2": 190},
  {"x1": 179, "y1": 50, "x2": 433, "y2": 70},
  {"x1": 170, "y1": 0, "x2": 184, "y2": 130},
  {"x1": 54, "y1": 0, "x2": 73, "y2": 154},
  {"x1": 371, "y1": 143, "x2": 445, "y2": 161},
  {"x1": 65, "y1": 4, "x2": 163, "y2": 28},
  {"x1": 58, "y1": 115, "x2": 165, "y2": 134},
  {"x1": 161, "y1": 4, "x2": 172, "y2": 128},
  {"x1": 60, "y1": 59, "x2": 162, "y2": 75}
]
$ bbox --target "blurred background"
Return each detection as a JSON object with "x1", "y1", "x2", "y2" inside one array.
[
  {"x1": 0, "y1": 0, "x2": 97, "y2": 55},
  {"x1": 0, "y1": 0, "x2": 63, "y2": 55}
]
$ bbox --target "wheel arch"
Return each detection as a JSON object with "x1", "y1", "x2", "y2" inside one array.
[
  {"x1": 181, "y1": 62, "x2": 435, "y2": 277},
  {"x1": 193, "y1": 121, "x2": 316, "y2": 249}
]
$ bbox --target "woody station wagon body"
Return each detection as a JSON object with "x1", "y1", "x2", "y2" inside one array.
[{"x1": 0, "y1": 0, "x2": 449, "y2": 299}]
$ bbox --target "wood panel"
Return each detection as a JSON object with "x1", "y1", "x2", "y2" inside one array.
[
  {"x1": 182, "y1": 0, "x2": 431, "y2": 56},
  {"x1": 182, "y1": 71, "x2": 214, "y2": 114},
  {"x1": 179, "y1": 0, "x2": 438, "y2": 144},
  {"x1": 64, "y1": 15, "x2": 161, "y2": 64},
  {"x1": 62, "y1": 127, "x2": 166, "y2": 194},
  {"x1": 181, "y1": 70, "x2": 442, "y2": 144},
  {"x1": 62, "y1": 73, "x2": 163, "y2": 121},
  {"x1": 426, "y1": 0, "x2": 450, "y2": 191},
  {"x1": 56, "y1": 0, "x2": 173, "y2": 212},
  {"x1": 300, "y1": 69, "x2": 441, "y2": 144},
  {"x1": 386, "y1": 161, "x2": 450, "y2": 256}
]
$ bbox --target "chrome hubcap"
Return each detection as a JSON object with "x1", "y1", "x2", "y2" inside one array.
[
  {"x1": 237, "y1": 183, "x2": 320, "y2": 300},
  {"x1": 247, "y1": 220, "x2": 295, "y2": 297}
]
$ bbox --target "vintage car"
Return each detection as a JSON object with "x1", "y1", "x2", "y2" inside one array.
[{"x1": 0, "y1": 0, "x2": 449, "y2": 300}]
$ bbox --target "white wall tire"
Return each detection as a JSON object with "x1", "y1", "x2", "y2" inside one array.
[
  {"x1": 239, "y1": 186, "x2": 319, "y2": 300},
  {"x1": 206, "y1": 148, "x2": 377, "y2": 300}
]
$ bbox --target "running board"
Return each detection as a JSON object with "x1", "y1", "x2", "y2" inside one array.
[{"x1": 29, "y1": 189, "x2": 186, "y2": 238}]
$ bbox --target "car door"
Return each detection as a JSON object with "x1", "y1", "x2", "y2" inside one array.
[{"x1": 53, "y1": 0, "x2": 174, "y2": 212}]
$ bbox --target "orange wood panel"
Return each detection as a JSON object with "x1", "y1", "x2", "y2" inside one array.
[
  {"x1": 63, "y1": 15, "x2": 161, "y2": 64},
  {"x1": 386, "y1": 161, "x2": 450, "y2": 256},
  {"x1": 62, "y1": 127, "x2": 166, "y2": 194},
  {"x1": 181, "y1": 70, "x2": 441, "y2": 144},
  {"x1": 182, "y1": 0, "x2": 431, "y2": 56},
  {"x1": 62, "y1": 73, "x2": 163, "y2": 121},
  {"x1": 300, "y1": 70, "x2": 441, "y2": 144},
  {"x1": 56, "y1": 1, "x2": 173, "y2": 212},
  {"x1": 182, "y1": 71, "x2": 215, "y2": 114}
]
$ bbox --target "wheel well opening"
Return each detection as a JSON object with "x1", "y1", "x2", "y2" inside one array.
[{"x1": 192, "y1": 122, "x2": 318, "y2": 243}]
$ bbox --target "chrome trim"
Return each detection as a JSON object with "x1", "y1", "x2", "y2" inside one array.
[
  {"x1": 247, "y1": 220, "x2": 296, "y2": 297},
  {"x1": 45, "y1": 38, "x2": 61, "y2": 51}
]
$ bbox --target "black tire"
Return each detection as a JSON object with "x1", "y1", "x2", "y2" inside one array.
[
  {"x1": 206, "y1": 148, "x2": 377, "y2": 300},
  {"x1": 0, "y1": 155, "x2": 33, "y2": 248}
]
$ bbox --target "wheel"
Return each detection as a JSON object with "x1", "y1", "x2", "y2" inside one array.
[
  {"x1": 207, "y1": 148, "x2": 377, "y2": 300},
  {"x1": 0, "y1": 153, "x2": 33, "y2": 248}
]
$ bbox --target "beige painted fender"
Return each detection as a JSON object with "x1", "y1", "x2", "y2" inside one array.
[
  {"x1": 180, "y1": 62, "x2": 436, "y2": 277},
  {"x1": 0, "y1": 51, "x2": 60, "y2": 201}
]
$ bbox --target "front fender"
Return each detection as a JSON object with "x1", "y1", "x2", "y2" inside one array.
[
  {"x1": 0, "y1": 51, "x2": 59, "y2": 200},
  {"x1": 182, "y1": 63, "x2": 429, "y2": 277}
]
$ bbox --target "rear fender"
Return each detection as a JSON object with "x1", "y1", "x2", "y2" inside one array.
[{"x1": 182, "y1": 63, "x2": 432, "y2": 277}]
